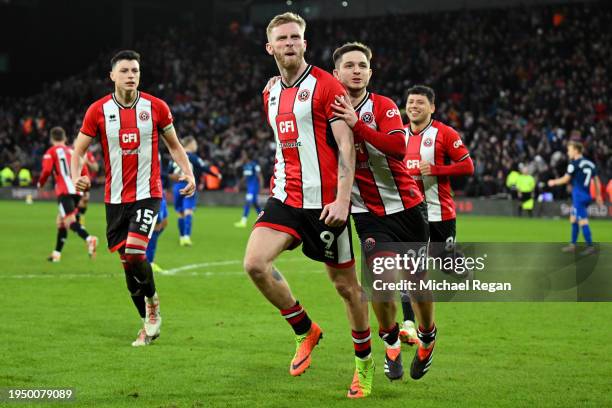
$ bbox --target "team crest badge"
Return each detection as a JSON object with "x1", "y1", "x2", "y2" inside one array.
[
  {"x1": 423, "y1": 138, "x2": 433, "y2": 147},
  {"x1": 364, "y1": 237, "x2": 376, "y2": 251},
  {"x1": 298, "y1": 89, "x2": 310, "y2": 102},
  {"x1": 361, "y1": 112, "x2": 374, "y2": 124},
  {"x1": 139, "y1": 111, "x2": 150, "y2": 122}
]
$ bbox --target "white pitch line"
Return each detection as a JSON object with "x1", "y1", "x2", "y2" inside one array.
[
  {"x1": 158, "y1": 260, "x2": 242, "y2": 275},
  {"x1": 5, "y1": 258, "x2": 320, "y2": 279}
]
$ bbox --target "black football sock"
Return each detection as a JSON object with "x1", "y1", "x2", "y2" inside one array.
[
  {"x1": 69, "y1": 221, "x2": 90, "y2": 240},
  {"x1": 55, "y1": 227, "x2": 68, "y2": 252},
  {"x1": 280, "y1": 301, "x2": 312, "y2": 335}
]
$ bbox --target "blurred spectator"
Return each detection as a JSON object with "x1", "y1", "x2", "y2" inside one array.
[{"x1": 0, "y1": 2, "x2": 609, "y2": 197}]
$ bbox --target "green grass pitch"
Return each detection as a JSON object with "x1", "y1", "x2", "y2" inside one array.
[{"x1": 1, "y1": 200, "x2": 611, "y2": 407}]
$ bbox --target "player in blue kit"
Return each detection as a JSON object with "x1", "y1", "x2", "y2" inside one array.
[
  {"x1": 146, "y1": 153, "x2": 169, "y2": 272},
  {"x1": 234, "y1": 150, "x2": 264, "y2": 228},
  {"x1": 548, "y1": 141, "x2": 603, "y2": 254},
  {"x1": 170, "y1": 136, "x2": 219, "y2": 246}
]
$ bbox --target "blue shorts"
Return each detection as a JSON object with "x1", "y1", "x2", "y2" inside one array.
[
  {"x1": 571, "y1": 196, "x2": 592, "y2": 220},
  {"x1": 173, "y1": 182, "x2": 197, "y2": 213},
  {"x1": 245, "y1": 187, "x2": 259, "y2": 203},
  {"x1": 157, "y1": 194, "x2": 168, "y2": 224}
]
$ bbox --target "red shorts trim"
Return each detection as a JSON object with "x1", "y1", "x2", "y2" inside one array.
[
  {"x1": 109, "y1": 239, "x2": 127, "y2": 253},
  {"x1": 126, "y1": 243, "x2": 147, "y2": 251},
  {"x1": 127, "y1": 232, "x2": 150, "y2": 243},
  {"x1": 254, "y1": 222, "x2": 302, "y2": 248},
  {"x1": 325, "y1": 259, "x2": 356, "y2": 269}
]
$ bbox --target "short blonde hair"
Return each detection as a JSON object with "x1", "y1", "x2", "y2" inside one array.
[{"x1": 266, "y1": 12, "x2": 306, "y2": 40}]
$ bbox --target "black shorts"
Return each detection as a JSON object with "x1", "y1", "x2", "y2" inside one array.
[
  {"x1": 429, "y1": 219, "x2": 456, "y2": 244},
  {"x1": 105, "y1": 198, "x2": 161, "y2": 252},
  {"x1": 352, "y1": 202, "x2": 429, "y2": 259},
  {"x1": 254, "y1": 198, "x2": 354, "y2": 267},
  {"x1": 58, "y1": 194, "x2": 81, "y2": 218}
]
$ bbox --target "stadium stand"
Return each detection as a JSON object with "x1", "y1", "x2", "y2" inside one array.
[{"x1": 0, "y1": 2, "x2": 610, "y2": 199}]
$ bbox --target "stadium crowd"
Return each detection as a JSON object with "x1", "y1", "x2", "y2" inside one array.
[{"x1": 1, "y1": 2, "x2": 610, "y2": 199}]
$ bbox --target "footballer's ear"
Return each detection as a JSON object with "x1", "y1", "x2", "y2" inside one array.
[
  {"x1": 332, "y1": 69, "x2": 340, "y2": 80},
  {"x1": 265, "y1": 42, "x2": 274, "y2": 56},
  {"x1": 303, "y1": 39, "x2": 307, "y2": 51},
  {"x1": 109, "y1": 70, "x2": 115, "y2": 82},
  {"x1": 431, "y1": 103, "x2": 436, "y2": 114}
]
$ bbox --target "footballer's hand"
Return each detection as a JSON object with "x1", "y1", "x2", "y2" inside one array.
[
  {"x1": 179, "y1": 174, "x2": 196, "y2": 197},
  {"x1": 74, "y1": 176, "x2": 91, "y2": 192},
  {"x1": 332, "y1": 94, "x2": 358, "y2": 128},
  {"x1": 319, "y1": 199, "x2": 349, "y2": 227},
  {"x1": 262, "y1": 76, "x2": 281, "y2": 93},
  {"x1": 419, "y1": 161, "x2": 433, "y2": 176},
  {"x1": 547, "y1": 179, "x2": 555, "y2": 187}
]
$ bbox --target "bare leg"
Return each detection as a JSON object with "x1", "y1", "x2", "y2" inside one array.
[
  {"x1": 243, "y1": 227, "x2": 297, "y2": 309},
  {"x1": 326, "y1": 264, "x2": 368, "y2": 331}
]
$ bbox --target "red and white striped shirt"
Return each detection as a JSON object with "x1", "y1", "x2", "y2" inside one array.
[
  {"x1": 406, "y1": 120, "x2": 470, "y2": 221},
  {"x1": 80, "y1": 91, "x2": 171, "y2": 204},
  {"x1": 264, "y1": 65, "x2": 345, "y2": 209},
  {"x1": 351, "y1": 92, "x2": 423, "y2": 216},
  {"x1": 39, "y1": 145, "x2": 85, "y2": 197}
]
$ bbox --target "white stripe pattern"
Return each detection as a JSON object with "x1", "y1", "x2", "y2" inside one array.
[
  {"x1": 135, "y1": 98, "x2": 153, "y2": 200},
  {"x1": 294, "y1": 76, "x2": 321, "y2": 208},
  {"x1": 103, "y1": 100, "x2": 123, "y2": 204},
  {"x1": 268, "y1": 83, "x2": 288, "y2": 202},
  {"x1": 419, "y1": 126, "x2": 442, "y2": 222}
]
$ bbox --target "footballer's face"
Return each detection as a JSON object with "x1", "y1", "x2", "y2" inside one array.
[
  {"x1": 406, "y1": 94, "x2": 435, "y2": 125},
  {"x1": 266, "y1": 22, "x2": 307, "y2": 71},
  {"x1": 110, "y1": 59, "x2": 140, "y2": 92},
  {"x1": 333, "y1": 50, "x2": 372, "y2": 93},
  {"x1": 567, "y1": 145, "x2": 577, "y2": 160}
]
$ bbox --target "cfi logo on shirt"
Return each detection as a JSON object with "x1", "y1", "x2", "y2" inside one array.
[
  {"x1": 298, "y1": 89, "x2": 310, "y2": 102},
  {"x1": 361, "y1": 112, "x2": 374, "y2": 124},
  {"x1": 139, "y1": 111, "x2": 150, "y2": 122}
]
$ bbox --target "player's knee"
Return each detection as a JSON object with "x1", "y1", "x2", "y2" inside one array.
[
  {"x1": 578, "y1": 219, "x2": 589, "y2": 226},
  {"x1": 184, "y1": 209, "x2": 193, "y2": 216},
  {"x1": 243, "y1": 256, "x2": 269, "y2": 281},
  {"x1": 334, "y1": 279, "x2": 358, "y2": 301}
]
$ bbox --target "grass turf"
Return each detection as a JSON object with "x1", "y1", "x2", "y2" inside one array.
[{"x1": 1, "y1": 200, "x2": 611, "y2": 407}]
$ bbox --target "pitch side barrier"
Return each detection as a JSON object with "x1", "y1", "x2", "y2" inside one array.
[
  {"x1": 2, "y1": 187, "x2": 611, "y2": 219},
  {"x1": 361, "y1": 242, "x2": 612, "y2": 302}
]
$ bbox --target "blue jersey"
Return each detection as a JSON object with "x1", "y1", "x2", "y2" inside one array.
[
  {"x1": 567, "y1": 157, "x2": 597, "y2": 202},
  {"x1": 243, "y1": 160, "x2": 261, "y2": 191}
]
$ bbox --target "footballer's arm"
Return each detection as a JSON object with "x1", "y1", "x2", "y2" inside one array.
[
  {"x1": 332, "y1": 94, "x2": 406, "y2": 160},
  {"x1": 160, "y1": 125, "x2": 196, "y2": 196},
  {"x1": 420, "y1": 156, "x2": 474, "y2": 177},
  {"x1": 320, "y1": 120, "x2": 355, "y2": 227},
  {"x1": 548, "y1": 174, "x2": 571, "y2": 187},
  {"x1": 71, "y1": 132, "x2": 94, "y2": 192}
]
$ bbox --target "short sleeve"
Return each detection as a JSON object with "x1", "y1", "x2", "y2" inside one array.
[
  {"x1": 444, "y1": 127, "x2": 470, "y2": 162},
  {"x1": 322, "y1": 77, "x2": 346, "y2": 123},
  {"x1": 80, "y1": 103, "x2": 99, "y2": 137},
  {"x1": 156, "y1": 99, "x2": 174, "y2": 131},
  {"x1": 374, "y1": 97, "x2": 404, "y2": 134}
]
